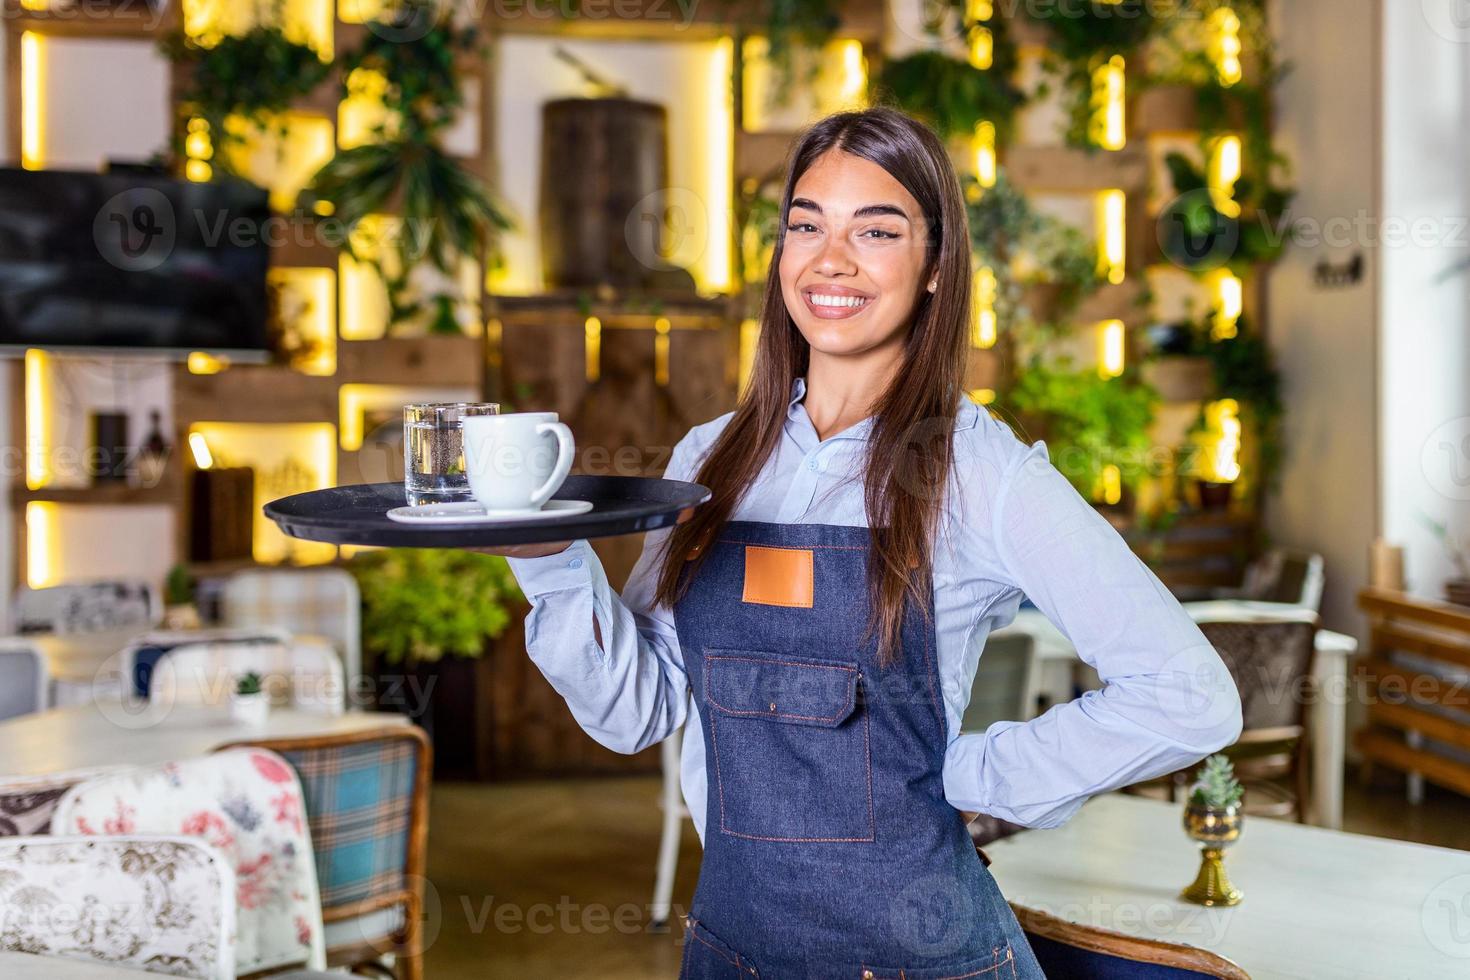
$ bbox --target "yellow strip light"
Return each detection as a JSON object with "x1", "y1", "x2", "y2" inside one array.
[
  {"x1": 1098, "y1": 320, "x2": 1125, "y2": 379},
  {"x1": 738, "y1": 318, "x2": 759, "y2": 396},
  {"x1": 973, "y1": 266, "x2": 998, "y2": 348},
  {"x1": 1206, "y1": 398, "x2": 1242, "y2": 483},
  {"x1": 1209, "y1": 134, "x2": 1243, "y2": 219},
  {"x1": 973, "y1": 121, "x2": 997, "y2": 188},
  {"x1": 1097, "y1": 190, "x2": 1127, "y2": 285},
  {"x1": 585, "y1": 316, "x2": 601, "y2": 382},
  {"x1": 1090, "y1": 55, "x2": 1127, "y2": 151},
  {"x1": 654, "y1": 317, "x2": 671, "y2": 387},
  {"x1": 188, "y1": 431, "x2": 215, "y2": 470},
  {"x1": 702, "y1": 38, "x2": 734, "y2": 292},
  {"x1": 1212, "y1": 270, "x2": 1243, "y2": 340},
  {"x1": 21, "y1": 32, "x2": 43, "y2": 171},
  {"x1": 25, "y1": 501, "x2": 58, "y2": 589},
  {"x1": 24, "y1": 349, "x2": 49, "y2": 490},
  {"x1": 1098, "y1": 464, "x2": 1123, "y2": 506},
  {"x1": 1211, "y1": 7, "x2": 1244, "y2": 87}
]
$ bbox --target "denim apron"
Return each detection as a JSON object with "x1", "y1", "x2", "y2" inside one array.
[{"x1": 673, "y1": 520, "x2": 1046, "y2": 979}]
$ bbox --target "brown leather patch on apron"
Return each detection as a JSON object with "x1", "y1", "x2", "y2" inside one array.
[{"x1": 741, "y1": 545, "x2": 814, "y2": 608}]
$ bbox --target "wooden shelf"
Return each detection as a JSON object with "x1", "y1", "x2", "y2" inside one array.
[
  {"x1": 2, "y1": 1, "x2": 179, "y2": 39},
  {"x1": 13, "y1": 480, "x2": 178, "y2": 507},
  {"x1": 172, "y1": 363, "x2": 339, "y2": 425},
  {"x1": 337, "y1": 335, "x2": 485, "y2": 388},
  {"x1": 485, "y1": 0, "x2": 884, "y2": 44},
  {"x1": 1003, "y1": 145, "x2": 1150, "y2": 194}
]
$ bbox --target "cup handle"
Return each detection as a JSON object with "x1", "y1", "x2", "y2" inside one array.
[{"x1": 528, "y1": 421, "x2": 575, "y2": 509}]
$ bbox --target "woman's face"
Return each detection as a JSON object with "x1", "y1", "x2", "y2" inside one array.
[{"x1": 779, "y1": 149, "x2": 932, "y2": 359}]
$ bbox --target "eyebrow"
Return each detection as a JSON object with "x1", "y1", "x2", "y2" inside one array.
[{"x1": 789, "y1": 198, "x2": 912, "y2": 221}]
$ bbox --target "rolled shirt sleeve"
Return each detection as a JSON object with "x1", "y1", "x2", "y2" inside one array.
[
  {"x1": 503, "y1": 441, "x2": 695, "y2": 756},
  {"x1": 942, "y1": 438, "x2": 1244, "y2": 828}
]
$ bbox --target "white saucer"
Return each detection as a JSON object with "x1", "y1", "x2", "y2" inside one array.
[{"x1": 386, "y1": 498, "x2": 594, "y2": 524}]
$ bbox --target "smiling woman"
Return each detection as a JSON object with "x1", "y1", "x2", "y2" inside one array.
[{"x1": 494, "y1": 107, "x2": 1242, "y2": 980}]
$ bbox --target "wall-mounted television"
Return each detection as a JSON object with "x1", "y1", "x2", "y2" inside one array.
[{"x1": 0, "y1": 168, "x2": 271, "y2": 360}]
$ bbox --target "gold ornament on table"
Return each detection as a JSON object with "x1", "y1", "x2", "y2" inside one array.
[{"x1": 1181, "y1": 753, "x2": 1245, "y2": 907}]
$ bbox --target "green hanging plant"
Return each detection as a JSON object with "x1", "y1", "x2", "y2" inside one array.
[
  {"x1": 309, "y1": 0, "x2": 512, "y2": 336},
  {"x1": 873, "y1": 49, "x2": 1026, "y2": 143},
  {"x1": 1157, "y1": 152, "x2": 1293, "y2": 275},
  {"x1": 160, "y1": 22, "x2": 330, "y2": 179},
  {"x1": 1025, "y1": 0, "x2": 1162, "y2": 149},
  {"x1": 1006, "y1": 357, "x2": 1160, "y2": 501},
  {"x1": 964, "y1": 171, "x2": 1107, "y2": 350},
  {"x1": 347, "y1": 548, "x2": 525, "y2": 666}
]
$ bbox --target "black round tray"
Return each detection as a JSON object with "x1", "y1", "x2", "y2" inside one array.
[{"x1": 264, "y1": 476, "x2": 711, "y2": 548}]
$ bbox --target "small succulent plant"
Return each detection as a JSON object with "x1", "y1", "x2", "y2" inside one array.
[
  {"x1": 1188, "y1": 753, "x2": 1244, "y2": 810},
  {"x1": 235, "y1": 671, "x2": 264, "y2": 697}
]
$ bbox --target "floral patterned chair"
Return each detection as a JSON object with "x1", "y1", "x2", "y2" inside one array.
[
  {"x1": 0, "y1": 835, "x2": 236, "y2": 979},
  {"x1": 52, "y1": 749, "x2": 327, "y2": 975},
  {"x1": 0, "y1": 767, "x2": 133, "y2": 838}
]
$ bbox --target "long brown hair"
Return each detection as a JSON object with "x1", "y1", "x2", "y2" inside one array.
[{"x1": 653, "y1": 107, "x2": 972, "y2": 665}]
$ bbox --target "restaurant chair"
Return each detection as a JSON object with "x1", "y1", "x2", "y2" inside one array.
[
  {"x1": 1123, "y1": 618, "x2": 1318, "y2": 822},
  {"x1": 216, "y1": 725, "x2": 432, "y2": 980},
  {"x1": 0, "y1": 641, "x2": 47, "y2": 721},
  {"x1": 1010, "y1": 903, "x2": 1250, "y2": 979},
  {"x1": 52, "y1": 748, "x2": 328, "y2": 975},
  {"x1": 963, "y1": 633, "x2": 1039, "y2": 849},
  {"x1": 651, "y1": 692, "x2": 695, "y2": 930},
  {"x1": 0, "y1": 834, "x2": 237, "y2": 979},
  {"x1": 1212, "y1": 548, "x2": 1325, "y2": 612},
  {"x1": 221, "y1": 568, "x2": 363, "y2": 687},
  {"x1": 11, "y1": 578, "x2": 160, "y2": 635},
  {"x1": 146, "y1": 637, "x2": 346, "y2": 715},
  {"x1": 0, "y1": 766, "x2": 133, "y2": 837},
  {"x1": 120, "y1": 626, "x2": 294, "y2": 700}
]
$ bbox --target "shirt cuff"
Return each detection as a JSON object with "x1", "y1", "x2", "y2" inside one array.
[{"x1": 504, "y1": 539, "x2": 597, "y2": 599}]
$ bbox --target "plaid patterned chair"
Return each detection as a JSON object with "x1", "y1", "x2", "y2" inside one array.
[
  {"x1": 0, "y1": 835, "x2": 237, "y2": 979},
  {"x1": 218, "y1": 725, "x2": 431, "y2": 980},
  {"x1": 12, "y1": 579, "x2": 159, "y2": 635},
  {"x1": 220, "y1": 569, "x2": 362, "y2": 688}
]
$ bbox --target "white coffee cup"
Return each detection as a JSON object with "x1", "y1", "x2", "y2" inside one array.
[{"x1": 461, "y1": 412, "x2": 575, "y2": 512}]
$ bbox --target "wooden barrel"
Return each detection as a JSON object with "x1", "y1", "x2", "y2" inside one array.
[{"x1": 539, "y1": 97, "x2": 672, "y2": 290}]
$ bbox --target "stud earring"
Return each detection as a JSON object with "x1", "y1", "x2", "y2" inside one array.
[{"x1": 927, "y1": 279, "x2": 937, "y2": 293}]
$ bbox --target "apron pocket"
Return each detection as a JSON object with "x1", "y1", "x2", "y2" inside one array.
[
  {"x1": 703, "y1": 650, "x2": 874, "y2": 842},
  {"x1": 682, "y1": 916, "x2": 760, "y2": 979},
  {"x1": 861, "y1": 943, "x2": 1019, "y2": 980}
]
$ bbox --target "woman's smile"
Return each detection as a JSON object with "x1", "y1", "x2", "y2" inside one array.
[{"x1": 802, "y1": 285, "x2": 874, "y2": 319}]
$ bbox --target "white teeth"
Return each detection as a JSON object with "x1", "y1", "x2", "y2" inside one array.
[{"x1": 810, "y1": 293, "x2": 868, "y2": 308}]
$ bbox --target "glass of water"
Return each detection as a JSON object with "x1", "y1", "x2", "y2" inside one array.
[{"x1": 404, "y1": 402, "x2": 500, "y2": 506}]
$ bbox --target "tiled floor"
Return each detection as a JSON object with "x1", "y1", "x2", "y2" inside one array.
[{"x1": 422, "y1": 768, "x2": 1470, "y2": 979}]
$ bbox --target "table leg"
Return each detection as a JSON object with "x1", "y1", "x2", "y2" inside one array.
[{"x1": 1312, "y1": 653, "x2": 1347, "y2": 829}]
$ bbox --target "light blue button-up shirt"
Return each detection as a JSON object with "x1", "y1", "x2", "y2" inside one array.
[{"x1": 506, "y1": 376, "x2": 1243, "y2": 844}]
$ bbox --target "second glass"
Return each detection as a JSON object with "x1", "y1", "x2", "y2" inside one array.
[{"x1": 403, "y1": 402, "x2": 500, "y2": 506}]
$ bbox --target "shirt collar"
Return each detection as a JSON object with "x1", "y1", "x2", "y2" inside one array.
[{"x1": 784, "y1": 375, "x2": 979, "y2": 442}]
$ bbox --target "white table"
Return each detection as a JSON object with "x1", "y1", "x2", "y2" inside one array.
[
  {"x1": 988, "y1": 793, "x2": 1470, "y2": 979},
  {"x1": 0, "y1": 701, "x2": 407, "y2": 778},
  {"x1": 993, "y1": 600, "x2": 1360, "y2": 829}
]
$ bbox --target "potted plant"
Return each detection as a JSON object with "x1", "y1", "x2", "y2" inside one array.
[
  {"x1": 1181, "y1": 753, "x2": 1245, "y2": 906},
  {"x1": 231, "y1": 671, "x2": 269, "y2": 727},
  {"x1": 346, "y1": 547, "x2": 525, "y2": 778},
  {"x1": 162, "y1": 563, "x2": 202, "y2": 630},
  {"x1": 1422, "y1": 515, "x2": 1470, "y2": 607}
]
